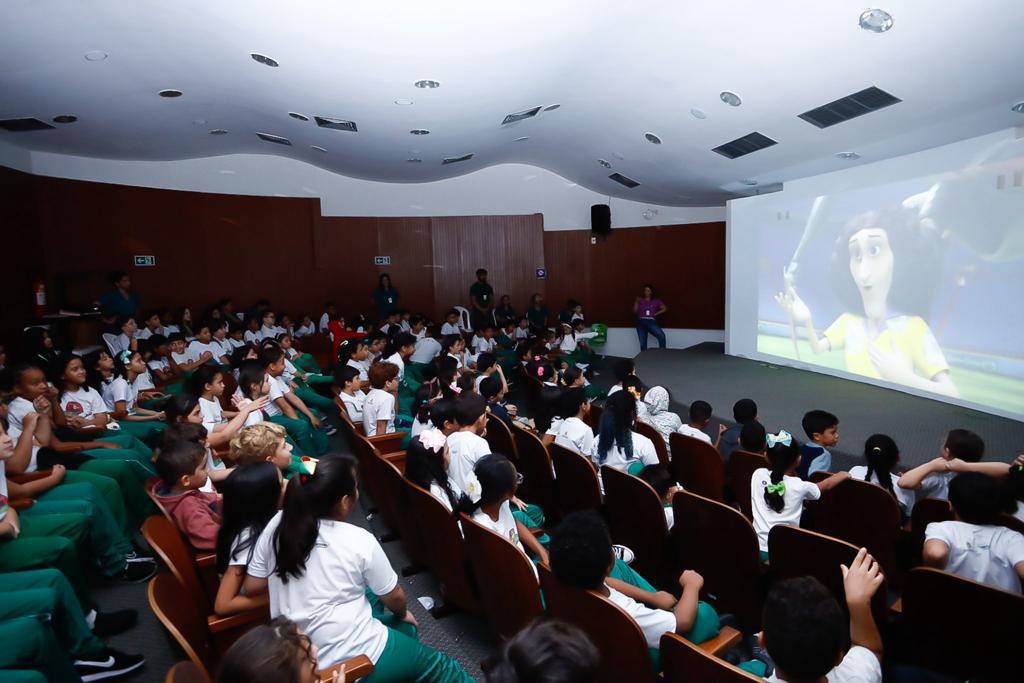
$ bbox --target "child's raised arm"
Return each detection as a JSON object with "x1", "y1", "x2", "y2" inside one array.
[
  {"x1": 946, "y1": 458, "x2": 1012, "y2": 478},
  {"x1": 816, "y1": 470, "x2": 851, "y2": 493},
  {"x1": 841, "y1": 548, "x2": 884, "y2": 662},
  {"x1": 897, "y1": 457, "x2": 949, "y2": 491},
  {"x1": 516, "y1": 517, "x2": 549, "y2": 566}
]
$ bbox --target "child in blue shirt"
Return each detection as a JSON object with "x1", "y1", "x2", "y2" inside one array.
[{"x1": 798, "y1": 410, "x2": 839, "y2": 479}]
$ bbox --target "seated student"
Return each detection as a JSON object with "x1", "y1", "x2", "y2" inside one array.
[
  {"x1": 1006, "y1": 459, "x2": 1024, "y2": 524},
  {"x1": 480, "y1": 375, "x2": 515, "y2": 429},
  {"x1": 639, "y1": 386, "x2": 683, "y2": 451},
  {"x1": 898, "y1": 428, "x2": 1012, "y2": 500},
  {"x1": 159, "y1": 308, "x2": 180, "y2": 335},
  {"x1": 96, "y1": 350, "x2": 166, "y2": 445},
  {"x1": 752, "y1": 433, "x2": 850, "y2": 559},
  {"x1": 266, "y1": 338, "x2": 336, "y2": 420},
  {"x1": 189, "y1": 322, "x2": 231, "y2": 366},
  {"x1": 923, "y1": 472, "x2": 1024, "y2": 593},
  {"x1": 189, "y1": 365, "x2": 267, "y2": 446},
  {"x1": 558, "y1": 299, "x2": 581, "y2": 326},
  {"x1": 559, "y1": 320, "x2": 597, "y2": 365},
  {"x1": 173, "y1": 306, "x2": 195, "y2": 339},
  {"x1": 153, "y1": 439, "x2": 222, "y2": 550},
  {"x1": 318, "y1": 302, "x2": 337, "y2": 334},
  {"x1": 760, "y1": 549, "x2": 884, "y2": 683},
  {"x1": 294, "y1": 313, "x2": 316, "y2": 339},
  {"x1": 134, "y1": 309, "x2": 164, "y2": 342},
  {"x1": 242, "y1": 454, "x2": 474, "y2": 681},
  {"x1": 554, "y1": 387, "x2": 594, "y2": 455},
  {"x1": 719, "y1": 398, "x2": 758, "y2": 467},
  {"x1": 483, "y1": 619, "x2": 598, "y2": 683},
  {"x1": 592, "y1": 391, "x2": 660, "y2": 476},
  {"x1": 533, "y1": 362, "x2": 564, "y2": 444},
  {"x1": 106, "y1": 316, "x2": 139, "y2": 356},
  {"x1": 209, "y1": 319, "x2": 235, "y2": 363},
  {"x1": 637, "y1": 464, "x2": 682, "y2": 530},
  {"x1": 332, "y1": 366, "x2": 366, "y2": 425},
  {"x1": 440, "y1": 309, "x2": 462, "y2": 337},
  {"x1": 441, "y1": 335, "x2": 473, "y2": 374},
  {"x1": 445, "y1": 393, "x2": 493, "y2": 492},
  {"x1": 474, "y1": 352, "x2": 505, "y2": 392},
  {"x1": 798, "y1": 410, "x2": 839, "y2": 479},
  {"x1": 513, "y1": 316, "x2": 531, "y2": 341},
  {"x1": 233, "y1": 359, "x2": 272, "y2": 427},
  {"x1": 214, "y1": 616, "x2": 339, "y2": 683},
  {"x1": 849, "y1": 434, "x2": 914, "y2": 517},
  {"x1": 243, "y1": 316, "x2": 261, "y2": 345},
  {"x1": 677, "y1": 399, "x2": 719, "y2": 447},
  {"x1": 410, "y1": 324, "x2": 443, "y2": 368},
  {"x1": 229, "y1": 422, "x2": 299, "y2": 479},
  {"x1": 379, "y1": 311, "x2": 401, "y2": 335},
  {"x1": 548, "y1": 511, "x2": 722, "y2": 666},
  {"x1": 473, "y1": 326, "x2": 498, "y2": 355},
  {"x1": 408, "y1": 380, "x2": 443, "y2": 439},
  {"x1": 337, "y1": 337, "x2": 371, "y2": 384},
  {"x1": 258, "y1": 311, "x2": 284, "y2": 341},
  {"x1": 168, "y1": 331, "x2": 212, "y2": 373},
  {"x1": 225, "y1": 321, "x2": 248, "y2": 350},
  {"x1": 0, "y1": 568, "x2": 145, "y2": 682},
  {"x1": 214, "y1": 461, "x2": 282, "y2": 616},
  {"x1": 406, "y1": 429, "x2": 471, "y2": 514},
  {"x1": 471, "y1": 454, "x2": 551, "y2": 566},
  {"x1": 363, "y1": 361, "x2": 402, "y2": 437},
  {"x1": 383, "y1": 332, "x2": 418, "y2": 385},
  {"x1": 739, "y1": 421, "x2": 768, "y2": 454},
  {"x1": 261, "y1": 346, "x2": 329, "y2": 457},
  {"x1": 496, "y1": 320, "x2": 518, "y2": 349},
  {"x1": 278, "y1": 330, "x2": 321, "y2": 376},
  {"x1": 143, "y1": 334, "x2": 179, "y2": 387},
  {"x1": 606, "y1": 358, "x2": 636, "y2": 396}
]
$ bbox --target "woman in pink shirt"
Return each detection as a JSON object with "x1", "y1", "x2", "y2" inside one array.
[{"x1": 633, "y1": 284, "x2": 668, "y2": 350}]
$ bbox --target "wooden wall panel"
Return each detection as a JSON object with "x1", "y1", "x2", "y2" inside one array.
[
  {"x1": 375, "y1": 217, "x2": 434, "y2": 319},
  {"x1": 430, "y1": 214, "x2": 545, "y2": 323}
]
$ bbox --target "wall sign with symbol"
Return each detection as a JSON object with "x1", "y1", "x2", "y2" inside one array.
[
  {"x1": 374, "y1": 256, "x2": 391, "y2": 265},
  {"x1": 134, "y1": 255, "x2": 156, "y2": 267},
  {"x1": 535, "y1": 267, "x2": 547, "y2": 279}
]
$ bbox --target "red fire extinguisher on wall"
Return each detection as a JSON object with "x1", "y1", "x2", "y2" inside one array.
[{"x1": 33, "y1": 277, "x2": 47, "y2": 318}]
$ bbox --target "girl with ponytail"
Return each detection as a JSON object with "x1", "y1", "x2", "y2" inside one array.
[
  {"x1": 470, "y1": 454, "x2": 550, "y2": 568},
  {"x1": 593, "y1": 391, "x2": 660, "y2": 475},
  {"x1": 242, "y1": 454, "x2": 473, "y2": 681},
  {"x1": 849, "y1": 434, "x2": 914, "y2": 516},
  {"x1": 751, "y1": 430, "x2": 850, "y2": 559}
]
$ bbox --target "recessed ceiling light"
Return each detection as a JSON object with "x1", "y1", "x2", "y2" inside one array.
[
  {"x1": 836, "y1": 152, "x2": 861, "y2": 160},
  {"x1": 741, "y1": 179, "x2": 758, "y2": 186},
  {"x1": 409, "y1": 129, "x2": 430, "y2": 135},
  {"x1": 1012, "y1": 101, "x2": 1024, "y2": 113},
  {"x1": 544, "y1": 104, "x2": 561, "y2": 111},
  {"x1": 644, "y1": 132, "x2": 662, "y2": 144},
  {"x1": 209, "y1": 129, "x2": 228, "y2": 135},
  {"x1": 859, "y1": 9, "x2": 894, "y2": 33},
  {"x1": 310, "y1": 145, "x2": 327, "y2": 153},
  {"x1": 250, "y1": 53, "x2": 279, "y2": 67},
  {"x1": 219, "y1": 169, "x2": 236, "y2": 174},
  {"x1": 690, "y1": 108, "x2": 707, "y2": 119},
  {"x1": 720, "y1": 91, "x2": 742, "y2": 107},
  {"x1": 158, "y1": 89, "x2": 183, "y2": 98},
  {"x1": 406, "y1": 158, "x2": 422, "y2": 163},
  {"x1": 84, "y1": 50, "x2": 107, "y2": 61},
  {"x1": 394, "y1": 99, "x2": 414, "y2": 106},
  {"x1": 288, "y1": 112, "x2": 309, "y2": 121},
  {"x1": 597, "y1": 159, "x2": 611, "y2": 168},
  {"x1": 414, "y1": 80, "x2": 440, "y2": 89},
  {"x1": 52, "y1": 115, "x2": 77, "y2": 124},
  {"x1": 515, "y1": 136, "x2": 530, "y2": 142},
  {"x1": 256, "y1": 132, "x2": 291, "y2": 145}
]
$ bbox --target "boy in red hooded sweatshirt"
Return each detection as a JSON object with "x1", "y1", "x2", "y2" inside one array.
[{"x1": 153, "y1": 439, "x2": 221, "y2": 550}]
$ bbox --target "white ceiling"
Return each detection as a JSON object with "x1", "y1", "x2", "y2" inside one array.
[{"x1": 1, "y1": 1, "x2": 1022, "y2": 206}]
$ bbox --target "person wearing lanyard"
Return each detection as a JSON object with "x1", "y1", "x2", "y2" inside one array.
[
  {"x1": 469, "y1": 268, "x2": 494, "y2": 331},
  {"x1": 371, "y1": 274, "x2": 400, "y2": 323},
  {"x1": 633, "y1": 284, "x2": 668, "y2": 351}
]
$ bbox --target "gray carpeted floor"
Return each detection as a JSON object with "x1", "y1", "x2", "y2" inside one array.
[{"x1": 633, "y1": 342, "x2": 1024, "y2": 471}]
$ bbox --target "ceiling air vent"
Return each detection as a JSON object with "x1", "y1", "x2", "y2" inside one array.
[
  {"x1": 256, "y1": 132, "x2": 292, "y2": 145},
  {"x1": 608, "y1": 172, "x2": 640, "y2": 188},
  {"x1": 442, "y1": 153, "x2": 474, "y2": 165},
  {"x1": 314, "y1": 116, "x2": 358, "y2": 132},
  {"x1": 0, "y1": 117, "x2": 55, "y2": 132},
  {"x1": 798, "y1": 86, "x2": 901, "y2": 129},
  {"x1": 712, "y1": 131, "x2": 777, "y2": 159},
  {"x1": 501, "y1": 106, "x2": 541, "y2": 125}
]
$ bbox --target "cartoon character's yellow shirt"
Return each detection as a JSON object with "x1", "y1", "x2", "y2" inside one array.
[{"x1": 823, "y1": 313, "x2": 950, "y2": 380}]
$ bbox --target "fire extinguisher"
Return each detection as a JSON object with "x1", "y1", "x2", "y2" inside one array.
[{"x1": 33, "y1": 278, "x2": 47, "y2": 318}]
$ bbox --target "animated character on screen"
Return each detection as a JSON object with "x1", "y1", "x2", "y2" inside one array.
[{"x1": 775, "y1": 208, "x2": 959, "y2": 398}]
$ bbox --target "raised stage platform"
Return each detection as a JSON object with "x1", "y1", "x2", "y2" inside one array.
[{"x1": 632, "y1": 343, "x2": 1024, "y2": 471}]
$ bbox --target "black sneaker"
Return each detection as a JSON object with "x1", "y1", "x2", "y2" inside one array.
[
  {"x1": 119, "y1": 558, "x2": 157, "y2": 583},
  {"x1": 74, "y1": 649, "x2": 145, "y2": 681},
  {"x1": 92, "y1": 609, "x2": 138, "y2": 637}
]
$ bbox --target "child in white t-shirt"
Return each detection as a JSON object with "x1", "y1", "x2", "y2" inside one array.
[
  {"x1": 591, "y1": 391, "x2": 659, "y2": 475},
  {"x1": 410, "y1": 327, "x2": 442, "y2": 365},
  {"x1": 383, "y1": 333, "x2": 417, "y2": 383},
  {"x1": 554, "y1": 388, "x2": 594, "y2": 455},
  {"x1": 188, "y1": 324, "x2": 230, "y2": 366},
  {"x1": 471, "y1": 454, "x2": 550, "y2": 571},
  {"x1": 752, "y1": 433, "x2": 849, "y2": 557},
  {"x1": 848, "y1": 434, "x2": 914, "y2": 517},
  {"x1": 362, "y1": 362, "x2": 400, "y2": 437},
  {"x1": 898, "y1": 428, "x2": 1012, "y2": 501},
  {"x1": 168, "y1": 333, "x2": 210, "y2": 373},
  {"x1": 440, "y1": 309, "x2": 462, "y2": 337},
  {"x1": 445, "y1": 394, "x2": 492, "y2": 493},
  {"x1": 924, "y1": 472, "x2": 1024, "y2": 593},
  {"x1": 294, "y1": 314, "x2": 316, "y2": 338},
  {"x1": 675, "y1": 400, "x2": 718, "y2": 447},
  {"x1": 637, "y1": 464, "x2": 683, "y2": 531},
  {"x1": 760, "y1": 548, "x2": 884, "y2": 682},
  {"x1": 404, "y1": 430, "x2": 468, "y2": 514},
  {"x1": 338, "y1": 338, "x2": 371, "y2": 383},
  {"x1": 332, "y1": 366, "x2": 366, "y2": 424}
]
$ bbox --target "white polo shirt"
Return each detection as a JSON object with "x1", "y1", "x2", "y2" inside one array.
[
  {"x1": 849, "y1": 465, "x2": 915, "y2": 515},
  {"x1": 591, "y1": 431, "x2": 659, "y2": 472},
  {"x1": 264, "y1": 375, "x2": 291, "y2": 418},
  {"x1": 766, "y1": 646, "x2": 881, "y2": 683},
  {"x1": 447, "y1": 431, "x2": 492, "y2": 493},
  {"x1": 750, "y1": 468, "x2": 821, "y2": 552},
  {"x1": 101, "y1": 376, "x2": 137, "y2": 413},
  {"x1": 916, "y1": 470, "x2": 955, "y2": 501},
  {"x1": 199, "y1": 397, "x2": 224, "y2": 433},
  {"x1": 676, "y1": 424, "x2": 712, "y2": 445},
  {"x1": 345, "y1": 359, "x2": 369, "y2": 382},
  {"x1": 60, "y1": 386, "x2": 107, "y2": 420},
  {"x1": 410, "y1": 337, "x2": 442, "y2": 364},
  {"x1": 605, "y1": 585, "x2": 675, "y2": 649},
  {"x1": 440, "y1": 322, "x2": 461, "y2": 336},
  {"x1": 472, "y1": 501, "x2": 537, "y2": 579},
  {"x1": 362, "y1": 388, "x2": 395, "y2": 436},
  {"x1": 338, "y1": 391, "x2": 365, "y2": 423},
  {"x1": 555, "y1": 417, "x2": 595, "y2": 455},
  {"x1": 384, "y1": 353, "x2": 405, "y2": 382},
  {"x1": 925, "y1": 521, "x2": 1024, "y2": 593},
  {"x1": 248, "y1": 512, "x2": 399, "y2": 667}
]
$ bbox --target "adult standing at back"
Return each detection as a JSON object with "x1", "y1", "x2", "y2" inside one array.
[
  {"x1": 469, "y1": 268, "x2": 494, "y2": 331},
  {"x1": 633, "y1": 284, "x2": 667, "y2": 350},
  {"x1": 97, "y1": 271, "x2": 140, "y2": 329},
  {"x1": 371, "y1": 274, "x2": 400, "y2": 323}
]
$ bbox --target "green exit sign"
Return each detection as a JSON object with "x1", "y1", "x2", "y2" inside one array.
[{"x1": 134, "y1": 255, "x2": 156, "y2": 266}]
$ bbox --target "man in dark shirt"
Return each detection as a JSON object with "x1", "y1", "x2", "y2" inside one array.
[{"x1": 469, "y1": 268, "x2": 494, "y2": 331}]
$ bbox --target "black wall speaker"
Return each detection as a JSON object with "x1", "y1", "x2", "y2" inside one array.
[{"x1": 591, "y1": 204, "x2": 611, "y2": 235}]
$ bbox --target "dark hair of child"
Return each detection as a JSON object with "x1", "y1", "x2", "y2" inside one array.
[
  {"x1": 801, "y1": 410, "x2": 839, "y2": 440},
  {"x1": 763, "y1": 441, "x2": 802, "y2": 513},
  {"x1": 155, "y1": 439, "x2": 206, "y2": 488},
  {"x1": 733, "y1": 398, "x2": 757, "y2": 424},
  {"x1": 215, "y1": 461, "x2": 282, "y2": 574},
  {"x1": 483, "y1": 619, "x2": 599, "y2": 683},
  {"x1": 549, "y1": 511, "x2": 613, "y2": 590},
  {"x1": 761, "y1": 577, "x2": 845, "y2": 680}
]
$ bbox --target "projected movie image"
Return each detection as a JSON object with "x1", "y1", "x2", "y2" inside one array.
[{"x1": 757, "y1": 140, "x2": 1024, "y2": 417}]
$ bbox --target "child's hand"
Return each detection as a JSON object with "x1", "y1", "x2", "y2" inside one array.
[
  {"x1": 841, "y1": 547, "x2": 884, "y2": 608},
  {"x1": 507, "y1": 404, "x2": 518, "y2": 417},
  {"x1": 243, "y1": 396, "x2": 269, "y2": 413},
  {"x1": 535, "y1": 546, "x2": 550, "y2": 566},
  {"x1": 48, "y1": 464, "x2": 67, "y2": 484},
  {"x1": 46, "y1": 386, "x2": 60, "y2": 400},
  {"x1": 679, "y1": 570, "x2": 704, "y2": 592},
  {"x1": 928, "y1": 456, "x2": 950, "y2": 472},
  {"x1": 23, "y1": 411, "x2": 40, "y2": 429},
  {"x1": 32, "y1": 395, "x2": 52, "y2": 413},
  {"x1": 718, "y1": 423, "x2": 728, "y2": 435},
  {"x1": 200, "y1": 351, "x2": 213, "y2": 361},
  {"x1": 154, "y1": 411, "x2": 167, "y2": 421},
  {"x1": 309, "y1": 415, "x2": 322, "y2": 429},
  {"x1": 93, "y1": 441, "x2": 121, "y2": 450},
  {"x1": 400, "y1": 610, "x2": 419, "y2": 628},
  {"x1": 651, "y1": 591, "x2": 678, "y2": 611},
  {"x1": 945, "y1": 458, "x2": 970, "y2": 472},
  {"x1": 510, "y1": 496, "x2": 528, "y2": 512}
]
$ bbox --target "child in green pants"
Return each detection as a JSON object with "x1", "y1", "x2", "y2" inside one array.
[{"x1": 262, "y1": 345, "x2": 330, "y2": 456}]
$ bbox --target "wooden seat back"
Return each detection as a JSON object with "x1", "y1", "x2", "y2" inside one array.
[
  {"x1": 511, "y1": 428, "x2": 557, "y2": 515},
  {"x1": 809, "y1": 477, "x2": 901, "y2": 577},
  {"x1": 404, "y1": 480, "x2": 481, "y2": 615},
  {"x1": 149, "y1": 574, "x2": 219, "y2": 679},
  {"x1": 165, "y1": 661, "x2": 208, "y2": 683},
  {"x1": 660, "y1": 632, "x2": 762, "y2": 683},
  {"x1": 602, "y1": 465, "x2": 669, "y2": 584},
  {"x1": 537, "y1": 563, "x2": 655, "y2": 683},
  {"x1": 633, "y1": 421, "x2": 669, "y2": 465},
  {"x1": 146, "y1": 477, "x2": 177, "y2": 524},
  {"x1": 672, "y1": 490, "x2": 762, "y2": 632},
  {"x1": 669, "y1": 433, "x2": 726, "y2": 502},
  {"x1": 485, "y1": 413, "x2": 518, "y2": 461},
  {"x1": 901, "y1": 567, "x2": 1024, "y2": 680},
  {"x1": 550, "y1": 442, "x2": 602, "y2": 516},
  {"x1": 729, "y1": 449, "x2": 767, "y2": 520},
  {"x1": 143, "y1": 515, "x2": 210, "y2": 606},
  {"x1": 909, "y1": 497, "x2": 953, "y2": 564},
  {"x1": 350, "y1": 434, "x2": 392, "y2": 528},
  {"x1": 768, "y1": 525, "x2": 887, "y2": 624},
  {"x1": 459, "y1": 513, "x2": 543, "y2": 640},
  {"x1": 370, "y1": 449, "x2": 427, "y2": 567}
]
